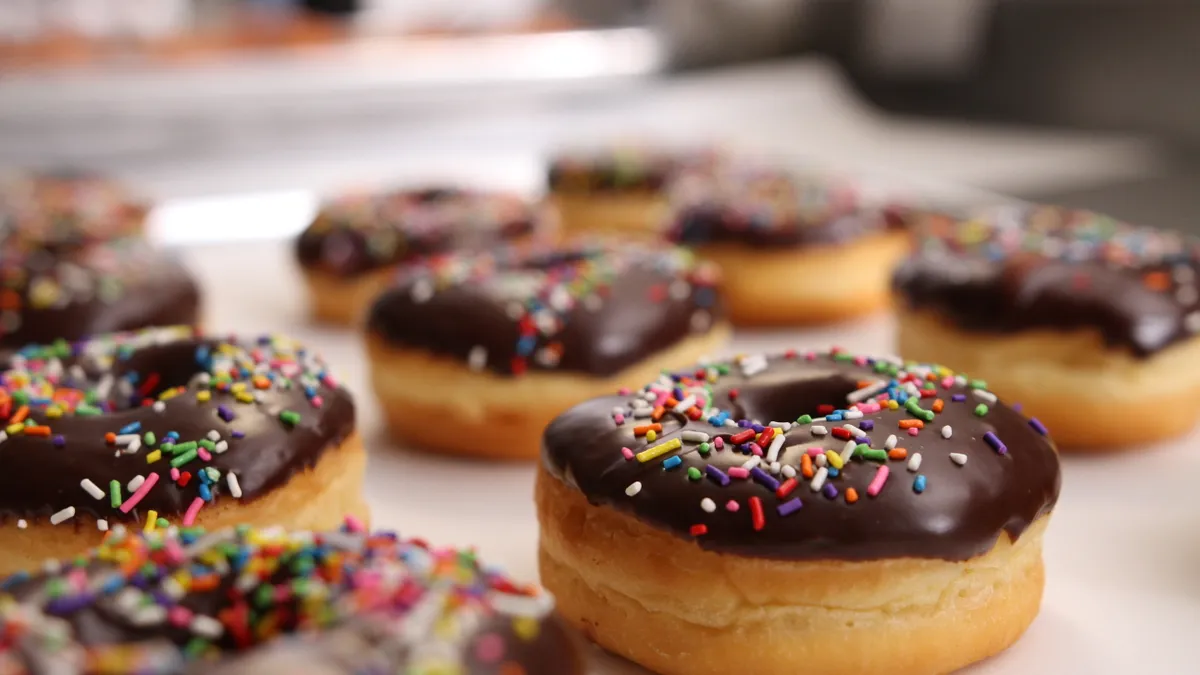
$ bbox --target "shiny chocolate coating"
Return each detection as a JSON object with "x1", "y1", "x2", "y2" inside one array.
[
  {"x1": 893, "y1": 204, "x2": 1200, "y2": 357},
  {"x1": 0, "y1": 327, "x2": 354, "y2": 527},
  {"x1": 295, "y1": 187, "x2": 538, "y2": 277},
  {"x1": 0, "y1": 169, "x2": 147, "y2": 249},
  {"x1": 0, "y1": 525, "x2": 580, "y2": 675},
  {"x1": 367, "y1": 243, "x2": 724, "y2": 377},
  {"x1": 543, "y1": 351, "x2": 1060, "y2": 561}
]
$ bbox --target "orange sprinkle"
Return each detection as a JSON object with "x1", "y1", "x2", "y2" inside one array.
[
  {"x1": 189, "y1": 575, "x2": 221, "y2": 592},
  {"x1": 855, "y1": 379, "x2": 873, "y2": 389},
  {"x1": 899, "y1": 419, "x2": 925, "y2": 430},
  {"x1": 9, "y1": 405, "x2": 28, "y2": 424},
  {"x1": 633, "y1": 423, "x2": 662, "y2": 437},
  {"x1": 252, "y1": 375, "x2": 271, "y2": 390},
  {"x1": 801, "y1": 454, "x2": 815, "y2": 479},
  {"x1": 664, "y1": 398, "x2": 679, "y2": 409},
  {"x1": 105, "y1": 432, "x2": 117, "y2": 445},
  {"x1": 888, "y1": 448, "x2": 908, "y2": 460},
  {"x1": 23, "y1": 426, "x2": 51, "y2": 437},
  {"x1": 932, "y1": 399, "x2": 944, "y2": 413},
  {"x1": 846, "y1": 488, "x2": 859, "y2": 504},
  {"x1": 651, "y1": 406, "x2": 665, "y2": 421},
  {"x1": 0, "y1": 289, "x2": 20, "y2": 310},
  {"x1": 1143, "y1": 271, "x2": 1171, "y2": 291}
]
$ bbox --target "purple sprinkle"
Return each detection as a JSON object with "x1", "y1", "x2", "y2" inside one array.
[
  {"x1": 750, "y1": 467, "x2": 780, "y2": 491},
  {"x1": 231, "y1": 430, "x2": 245, "y2": 439},
  {"x1": 751, "y1": 423, "x2": 765, "y2": 433},
  {"x1": 855, "y1": 436, "x2": 870, "y2": 445},
  {"x1": 1012, "y1": 402, "x2": 1023, "y2": 412},
  {"x1": 860, "y1": 420, "x2": 874, "y2": 431},
  {"x1": 983, "y1": 431, "x2": 1008, "y2": 454},
  {"x1": 776, "y1": 498, "x2": 803, "y2": 516},
  {"x1": 705, "y1": 464, "x2": 730, "y2": 487},
  {"x1": 738, "y1": 443, "x2": 753, "y2": 455},
  {"x1": 1029, "y1": 418, "x2": 1048, "y2": 435},
  {"x1": 737, "y1": 420, "x2": 752, "y2": 428},
  {"x1": 45, "y1": 594, "x2": 94, "y2": 615},
  {"x1": 217, "y1": 405, "x2": 235, "y2": 422},
  {"x1": 52, "y1": 435, "x2": 65, "y2": 448},
  {"x1": 822, "y1": 483, "x2": 839, "y2": 499},
  {"x1": 952, "y1": 394, "x2": 966, "y2": 402}
]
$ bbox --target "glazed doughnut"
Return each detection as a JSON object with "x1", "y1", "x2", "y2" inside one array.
[
  {"x1": 0, "y1": 169, "x2": 148, "y2": 247},
  {"x1": 0, "y1": 238, "x2": 201, "y2": 358},
  {"x1": 546, "y1": 146, "x2": 719, "y2": 239},
  {"x1": 893, "y1": 204, "x2": 1200, "y2": 450},
  {"x1": 0, "y1": 521, "x2": 581, "y2": 675},
  {"x1": 0, "y1": 326, "x2": 367, "y2": 577},
  {"x1": 537, "y1": 349, "x2": 1060, "y2": 675},
  {"x1": 666, "y1": 166, "x2": 912, "y2": 326},
  {"x1": 365, "y1": 243, "x2": 730, "y2": 460},
  {"x1": 296, "y1": 186, "x2": 542, "y2": 325}
]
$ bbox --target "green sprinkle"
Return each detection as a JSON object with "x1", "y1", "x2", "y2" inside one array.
[
  {"x1": 156, "y1": 518, "x2": 169, "y2": 529},
  {"x1": 904, "y1": 398, "x2": 935, "y2": 422},
  {"x1": 974, "y1": 404, "x2": 989, "y2": 417},
  {"x1": 687, "y1": 467, "x2": 702, "y2": 481},
  {"x1": 170, "y1": 449, "x2": 198, "y2": 468},
  {"x1": 12, "y1": 391, "x2": 28, "y2": 405},
  {"x1": 862, "y1": 449, "x2": 889, "y2": 462},
  {"x1": 852, "y1": 443, "x2": 871, "y2": 457},
  {"x1": 45, "y1": 578, "x2": 67, "y2": 598},
  {"x1": 795, "y1": 414, "x2": 812, "y2": 424},
  {"x1": 698, "y1": 442, "x2": 711, "y2": 456},
  {"x1": 969, "y1": 379, "x2": 988, "y2": 389},
  {"x1": 160, "y1": 442, "x2": 174, "y2": 453},
  {"x1": 199, "y1": 439, "x2": 216, "y2": 451},
  {"x1": 76, "y1": 404, "x2": 101, "y2": 416},
  {"x1": 23, "y1": 419, "x2": 34, "y2": 428},
  {"x1": 279, "y1": 410, "x2": 301, "y2": 426},
  {"x1": 184, "y1": 637, "x2": 209, "y2": 659},
  {"x1": 109, "y1": 480, "x2": 121, "y2": 508},
  {"x1": 833, "y1": 352, "x2": 854, "y2": 362},
  {"x1": 143, "y1": 431, "x2": 156, "y2": 445},
  {"x1": 171, "y1": 441, "x2": 197, "y2": 455}
]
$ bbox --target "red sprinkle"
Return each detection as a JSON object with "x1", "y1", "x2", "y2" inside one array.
[
  {"x1": 730, "y1": 429, "x2": 755, "y2": 444},
  {"x1": 817, "y1": 404, "x2": 835, "y2": 415},
  {"x1": 776, "y1": 477, "x2": 798, "y2": 498},
  {"x1": 728, "y1": 388, "x2": 739, "y2": 401},
  {"x1": 178, "y1": 471, "x2": 193, "y2": 487},
  {"x1": 831, "y1": 428, "x2": 852, "y2": 440},
  {"x1": 686, "y1": 407, "x2": 703, "y2": 421},
  {"x1": 757, "y1": 427, "x2": 775, "y2": 445},
  {"x1": 137, "y1": 373, "x2": 161, "y2": 397},
  {"x1": 689, "y1": 524, "x2": 708, "y2": 537},
  {"x1": 749, "y1": 496, "x2": 765, "y2": 531}
]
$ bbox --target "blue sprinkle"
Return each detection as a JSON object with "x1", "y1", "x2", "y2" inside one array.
[
  {"x1": 828, "y1": 467, "x2": 840, "y2": 478},
  {"x1": 198, "y1": 484, "x2": 213, "y2": 502},
  {"x1": 914, "y1": 475, "x2": 927, "y2": 493},
  {"x1": 119, "y1": 421, "x2": 141, "y2": 435},
  {"x1": 662, "y1": 456, "x2": 683, "y2": 470}
]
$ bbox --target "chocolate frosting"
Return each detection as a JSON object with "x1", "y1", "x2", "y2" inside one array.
[
  {"x1": 0, "y1": 525, "x2": 580, "y2": 675},
  {"x1": 892, "y1": 204, "x2": 1200, "y2": 357},
  {"x1": 666, "y1": 167, "x2": 907, "y2": 248},
  {"x1": 0, "y1": 169, "x2": 147, "y2": 249},
  {"x1": 295, "y1": 187, "x2": 538, "y2": 277},
  {"x1": 547, "y1": 147, "x2": 720, "y2": 195},
  {"x1": 542, "y1": 351, "x2": 1060, "y2": 562},
  {"x1": 0, "y1": 327, "x2": 354, "y2": 528},
  {"x1": 0, "y1": 239, "x2": 201, "y2": 358},
  {"x1": 366, "y1": 243, "x2": 724, "y2": 377}
]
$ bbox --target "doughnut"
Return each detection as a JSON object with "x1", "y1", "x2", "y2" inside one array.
[
  {"x1": 665, "y1": 166, "x2": 912, "y2": 326},
  {"x1": 365, "y1": 243, "x2": 730, "y2": 460},
  {"x1": 0, "y1": 521, "x2": 582, "y2": 674},
  {"x1": 893, "y1": 204, "x2": 1200, "y2": 450},
  {"x1": 0, "y1": 169, "x2": 147, "y2": 248},
  {"x1": 296, "y1": 186, "x2": 542, "y2": 325},
  {"x1": 0, "y1": 238, "x2": 201, "y2": 359},
  {"x1": 0, "y1": 326, "x2": 367, "y2": 577},
  {"x1": 546, "y1": 146, "x2": 719, "y2": 239},
  {"x1": 537, "y1": 349, "x2": 1061, "y2": 675}
]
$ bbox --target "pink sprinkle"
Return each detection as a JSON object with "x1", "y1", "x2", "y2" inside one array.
[
  {"x1": 169, "y1": 468, "x2": 180, "y2": 481},
  {"x1": 274, "y1": 586, "x2": 292, "y2": 602},
  {"x1": 613, "y1": 413, "x2": 626, "y2": 425},
  {"x1": 727, "y1": 467, "x2": 750, "y2": 479},
  {"x1": 621, "y1": 447, "x2": 634, "y2": 460},
  {"x1": 750, "y1": 443, "x2": 763, "y2": 457},
  {"x1": 695, "y1": 396, "x2": 707, "y2": 409},
  {"x1": 163, "y1": 539, "x2": 187, "y2": 565},
  {"x1": 182, "y1": 497, "x2": 204, "y2": 526},
  {"x1": 344, "y1": 515, "x2": 366, "y2": 532},
  {"x1": 941, "y1": 376, "x2": 955, "y2": 389},
  {"x1": 804, "y1": 352, "x2": 817, "y2": 360},
  {"x1": 859, "y1": 403, "x2": 881, "y2": 413},
  {"x1": 653, "y1": 393, "x2": 669, "y2": 407},
  {"x1": 168, "y1": 606, "x2": 193, "y2": 627},
  {"x1": 867, "y1": 465, "x2": 890, "y2": 497},
  {"x1": 119, "y1": 472, "x2": 160, "y2": 513},
  {"x1": 713, "y1": 437, "x2": 725, "y2": 450},
  {"x1": 311, "y1": 395, "x2": 324, "y2": 408},
  {"x1": 474, "y1": 634, "x2": 506, "y2": 664},
  {"x1": 197, "y1": 449, "x2": 212, "y2": 462},
  {"x1": 67, "y1": 569, "x2": 88, "y2": 590},
  {"x1": 322, "y1": 374, "x2": 339, "y2": 388},
  {"x1": 854, "y1": 356, "x2": 868, "y2": 366},
  {"x1": 907, "y1": 427, "x2": 920, "y2": 436},
  {"x1": 725, "y1": 500, "x2": 740, "y2": 512},
  {"x1": 806, "y1": 447, "x2": 824, "y2": 456},
  {"x1": 617, "y1": 387, "x2": 631, "y2": 396}
]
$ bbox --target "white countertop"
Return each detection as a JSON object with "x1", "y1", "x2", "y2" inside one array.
[{"x1": 181, "y1": 235, "x2": 1200, "y2": 674}]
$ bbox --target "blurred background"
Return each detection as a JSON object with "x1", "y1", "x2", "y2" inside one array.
[{"x1": 2, "y1": 0, "x2": 1198, "y2": 243}]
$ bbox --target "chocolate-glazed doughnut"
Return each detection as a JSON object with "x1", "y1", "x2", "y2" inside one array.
[
  {"x1": 893, "y1": 204, "x2": 1200, "y2": 449},
  {"x1": 664, "y1": 166, "x2": 913, "y2": 326},
  {"x1": 0, "y1": 326, "x2": 367, "y2": 576},
  {"x1": 295, "y1": 186, "x2": 542, "y2": 325},
  {"x1": 0, "y1": 239, "x2": 200, "y2": 359},
  {"x1": 0, "y1": 523, "x2": 582, "y2": 675},
  {"x1": 365, "y1": 242, "x2": 730, "y2": 459},
  {"x1": 0, "y1": 169, "x2": 148, "y2": 248},
  {"x1": 546, "y1": 146, "x2": 720, "y2": 239},
  {"x1": 536, "y1": 349, "x2": 1060, "y2": 675}
]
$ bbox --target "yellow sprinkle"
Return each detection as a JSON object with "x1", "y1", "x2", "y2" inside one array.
[
  {"x1": 160, "y1": 388, "x2": 180, "y2": 401},
  {"x1": 887, "y1": 400, "x2": 900, "y2": 410},
  {"x1": 236, "y1": 392, "x2": 254, "y2": 403},
  {"x1": 144, "y1": 511, "x2": 158, "y2": 533},
  {"x1": 645, "y1": 429, "x2": 657, "y2": 442},
  {"x1": 195, "y1": 390, "x2": 212, "y2": 402},
  {"x1": 145, "y1": 450, "x2": 162, "y2": 464},
  {"x1": 636, "y1": 438, "x2": 682, "y2": 463},
  {"x1": 512, "y1": 616, "x2": 541, "y2": 641},
  {"x1": 232, "y1": 382, "x2": 247, "y2": 394},
  {"x1": 825, "y1": 449, "x2": 844, "y2": 470},
  {"x1": 5, "y1": 424, "x2": 23, "y2": 435},
  {"x1": 172, "y1": 570, "x2": 193, "y2": 591},
  {"x1": 45, "y1": 407, "x2": 62, "y2": 419}
]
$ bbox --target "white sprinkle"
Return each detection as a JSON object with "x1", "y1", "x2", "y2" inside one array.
[
  {"x1": 17, "y1": 519, "x2": 27, "y2": 529},
  {"x1": 0, "y1": 431, "x2": 7, "y2": 445},
  {"x1": 781, "y1": 465, "x2": 797, "y2": 478},
  {"x1": 846, "y1": 380, "x2": 887, "y2": 403},
  {"x1": 972, "y1": 390, "x2": 998, "y2": 404},
  {"x1": 410, "y1": 279, "x2": 434, "y2": 303},
  {"x1": 741, "y1": 456, "x2": 762, "y2": 470},
  {"x1": 739, "y1": 355, "x2": 768, "y2": 377},
  {"x1": 625, "y1": 482, "x2": 642, "y2": 497},
  {"x1": 673, "y1": 396, "x2": 697, "y2": 413},
  {"x1": 815, "y1": 453, "x2": 828, "y2": 468},
  {"x1": 631, "y1": 407, "x2": 653, "y2": 419},
  {"x1": 700, "y1": 498, "x2": 716, "y2": 513},
  {"x1": 768, "y1": 421, "x2": 792, "y2": 430},
  {"x1": 123, "y1": 438, "x2": 141, "y2": 454},
  {"x1": 768, "y1": 461, "x2": 781, "y2": 474},
  {"x1": 810, "y1": 467, "x2": 829, "y2": 491},
  {"x1": 50, "y1": 506, "x2": 76, "y2": 525},
  {"x1": 42, "y1": 559, "x2": 61, "y2": 575},
  {"x1": 723, "y1": 419, "x2": 739, "y2": 428},
  {"x1": 97, "y1": 519, "x2": 108, "y2": 532},
  {"x1": 843, "y1": 410, "x2": 864, "y2": 420},
  {"x1": 1178, "y1": 285, "x2": 1199, "y2": 305},
  {"x1": 840, "y1": 439, "x2": 857, "y2": 464},
  {"x1": 227, "y1": 473, "x2": 243, "y2": 499},
  {"x1": 206, "y1": 430, "x2": 221, "y2": 442},
  {"x1": 885, "y1": 434, "x2": 898, "y2": 450},
  {"x1": 190, "y1": 615, "x2": 225, "y2": 639},
  {"x1": 681, "y1": 430, "x2": 710, "y2": 443},
  {"x1": 583, "y1": 295, "x2": 603, "y2": 312},
  {"x1": 908, "y1": 453, "x2": 923, "y2": 472},
  {"x1": 765, "y1": 434, "x2": 786, "y2": 463},
  {"x1": 114, "y1": 434, "x2": 139, "y2": 446},
  {"x1": 152, "y1": 401, "x2": 166, "y2": 413},
  {"x1": 842, "y1": 424, "x2": 865, "y2": 436},
  {"x1": 1187, "y1": 311, "x2": 1200, "y2": 333},
  {"x1": 811, "y1": 425, "x2": 828, "y2": 437},
  {"x1": 161, "y1": 578, "x2": 186, "y2": 600},
  {"x1": 80, "y1": 479, "x2": 105, "y2": 500},
  {"x1": 942, "y1": 425, "x2": 953, "y2": 439},
  {"x1": 131, "y1": 605, "x2": 167, "y2": 627},
  {"x1": 467, "y1": 346, "x2": 488, "y2": 372},
  {"x1": 214, "y1": 440, "x2": 229, "y2": 454},
  {"x1": 950, "y1": 453, "x2": 968, "y2": 466},
  {"x1": 506, "y1": 301, "x2": 526, "y2": 319},
  {"x1": 127, "y1": 475, "x2": 145, "y2": 492},
  {"x1": 690, "y1": 310, "x2": 711, "y2": 332}
]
